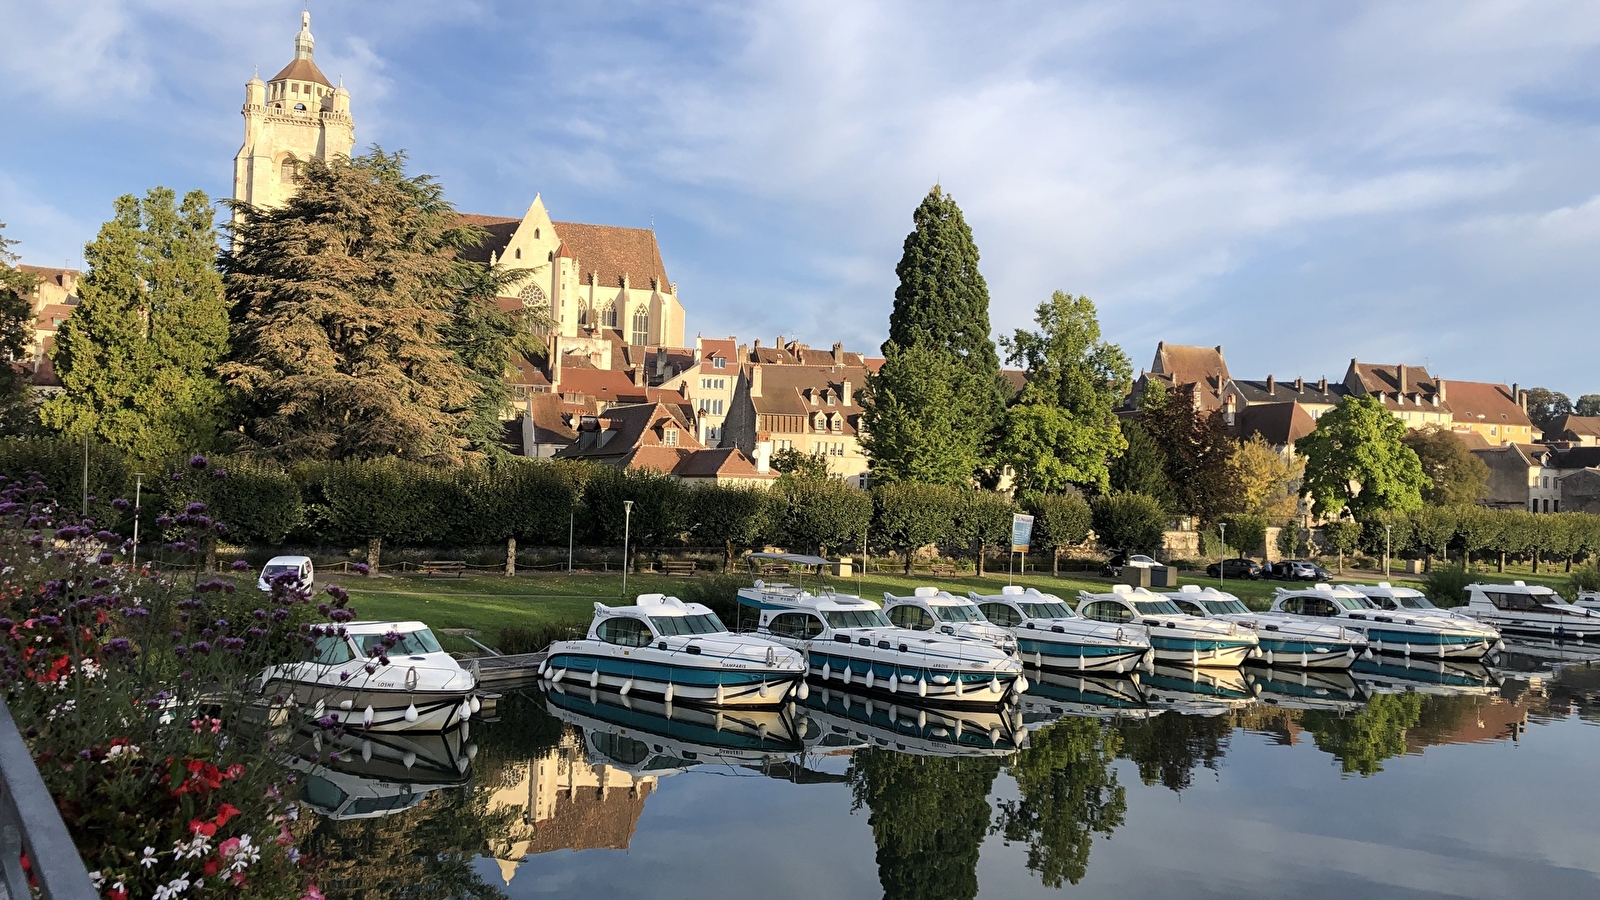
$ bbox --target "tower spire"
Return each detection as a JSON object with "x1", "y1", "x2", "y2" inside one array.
[{"x1": 294, "y1": 10, "x2": 314, "y2": 60}]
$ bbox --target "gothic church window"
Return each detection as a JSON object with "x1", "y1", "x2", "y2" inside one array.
[
  {"x1": 280, "y1": 157, "x2": 298, "y2": 182},
  {"x1": 601, "y1": 304, "x2": 617, "y2": 328},
  {"x1": 518, "y1": 284, "x2": 547, "y2": 308},
  {"x1": 631, "y1": 309, "x2": 650, "y2": 346}
]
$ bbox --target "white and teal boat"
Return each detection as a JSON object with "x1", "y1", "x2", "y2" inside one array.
[
  {"x1": 541, "y1": 594, "x2": 806, "y2": 708},
  {"x1": 1270, "y1": 584, "x2": 1502, "y2": 661},
  {"x1": 1162, "y1": 585, "x2": 1369, "y2": 669},
  {"x1": 738, "y1": 581, "x2": 1027, "y2": 708},
  {"x1": 1076, "y1": 586, "x2": 1259, "y2": 667},
  {"x1": 968, "y1": 586, "x2": 1151, "y2": 675},
  {"x1": 881, "y1": 588, "x2": 1018, "y2": 654},
  {"x1": 1245, "y1": 669, "x2": 1365, "y2": 713}
]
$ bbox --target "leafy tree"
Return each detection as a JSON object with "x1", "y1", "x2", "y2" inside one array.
[
  {"x1": 1523, "y1": 387, "x2": 1572, "y2": 430},
  {"x1": 1453, "y1": 504, "x2": 1502, "y2": 567},
  {"x1": 1219, "y1": 513, "x2": 1267, "y2": 559},
  {"x1": 0, "y1": 436, "x2": 129, "y2": 522},
  {"x1": 222, "y1": 149, "x2": 484, "y2": 463},
  {"x1": 1408, "y1": 505, "x2": 1458, "y2": 570},
  {"x1": 1319, "y1": 520, "x2": 1362, "y2": 574},
  {"x1": 849, "y1": 749, "x2": 1002, "y2": 900},
  {"x1": 0, "y1": 223, "x2": 39, "y2": 435},
  {"x1": 1109, "y1": 419, "x2": 1175, "y2": 511},
  {"x1": 1361, "y1": 508, "x2": 1414, "y2": 565},
  {"x1": 873, "y1": 481, "x2": 962, "y2": 573},
  {"x1": 770, "y1": 473, "x2": 871, "y2": 556},
  {"x1": 1021, "y1": 490, "x2": 1093, "y2": 575},
  {"x1": 1575, "y1": 394, "x2": 1600, "y2": 418},
  {"x1": 445, "y1": 261, "x2": 552, "y2": 458},
  {"x1": 43, "y1": 188, "x2": 228, "y2": 461},
  {"x1": 770, "y1": 447, "x2": 830, "y2": 479},
  {"x1": 1299, "y1": 395, "x2": 1427, "y2": 519},
  {"x1": 860, "y1": 341, "x2": 985, "y2": 485},
  {"x1": 997, "y1": 717, "x2": 1126, "y2": 888},
  {"x1": 997, "y1": 292, "x2": 1130, "y2": 492},
  {"x1": 951, "y1": 489, "x2": 1015, "y2": 576},
  {"x1": 1300, "y1": 693, "x2": 1423, "y2": 776},
  {"x1": 688, "y1": 483, "x2": 772, "y2": 570},
  {"x1": 579, "y1": 467, "x2": 689, "y2": 567},
  {"x1": 1401, "y1": 427, "x2": 1488, "y2": 505},
  {"x1": 1139, "y1": 385, "x2": 1240, "y2": 523},
  {"x1": 161, "y1": 455, "x2": 304, "y2": 547},
  {"x1": 300, "y1": 458, "x2": 455, "y2": 571},
  {"x1": 1090, "y1": 492, "x2": 1166, "y2": 554},
  {"x1": 1233, "y1": 435, "x2": 1303, "y2": 523}
]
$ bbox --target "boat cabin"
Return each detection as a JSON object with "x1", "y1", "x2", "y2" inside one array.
[
  {"x1": 1353, "y1": 582, "x2": 1441, "y2": 612},
  {"x1": 968, "y1": 586, "x2": 1077, "y2": 627},
  {"x1": 742, "y1": 588, "x2": 891, "y2": 637},
  {"x1": 306, "y1": 621, "x2": 447, "y2": 665},
  {"x1": 1077, "y1": 585, "x2": 1186, "y2": 623},
  {"x1": 1165, "y1": 585, "x2": 1251, "y2": 617},
  {"x1": 588, "y1": 594, "x2": 728, "y2": 647},
  {"x1": 1464, "y1": 581, "x2": 1569, "y2": 612},
  {"x1": 1271, "y1": 585, "x2": 1375, "y2": 617},
  {"x1": 882, "y1": 587, "x2": 992, "y2": 632}
]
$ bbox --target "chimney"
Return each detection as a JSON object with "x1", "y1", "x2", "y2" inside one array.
[
  {"x1": 833, "y1": 341, "x2": 844, "y2": 365},
  {"x1": 1438, "y1": 378, "x2": 1447, "y2": 404},
  {"x1": 550, "y1": 334, "x2": 563, "y2": 390},
  {"x1": 1398, "y1": 364, "x2": 1408, "y2": 393},
  {"x1": 655, "y1": 347, "x2": 667, "y2": 378},
  {"x1": 1294, "y1": 376, "x2": 1303, "y2": 392},
  {"x1": 754, "y1": 439, "x2": 772, "y2": 475},
  {"x1": 750, "y1": 364, "x2": 763, "y2": 398},
  {"x1": 1266, "y1": 374, "x2": 1275, "y2": 396},
  {"x1": 633, "y1": 363, "x2": 646, "y2": 388},
  {"x1": 1318, "y1": 377, "x2": 1327, "y2": 392},
  {"x1": 754, "y1": 338, "x2": 761, "y2": 349},
  {"x1": 842, "y1": 379, "x2": 853, "y2": 406}
]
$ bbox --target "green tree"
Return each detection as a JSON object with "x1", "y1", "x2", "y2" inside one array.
[
  {"x1": 951, "y1": 489, "x2": 1015, "y2": 576},
  {"x1": 998, "y1": 717, "x2": 1126, "y2": 888},
  {"x1": 161, "y1": 456, "x2": 304, "y2": 547},
  {"x1": 1523, "y1": 387, "x2": 1572, "y2": 430},
  {"x1": 1575, "y1": 394, "x2": 1600, "y2": 418},
  {"x1": 1319, "y1": 520, "x2": 1362, "y2": 574},
  {"x1": 770, "y1": 447, "x2": 830, "y2": 479},
  {"x1": 222, "y1": 149, "x2": 484, "y2": 463},
  {"x1": 1299, "y1": 396, "x2": 1427, "y2": 519},
  {"x1": 997, "y1": 292, "x2": 1130, "y2": 492},
  {"x1": 1301, "y1": 693, "x2": 1424, "y2": 776},
  {"x1": 1408, "y1": 505, "x2": 1459, "y2": 571},
  {"x1": 300, "y1": 457, "x2": 454, "y2": 571},
  {"x1": 770, "y1": 473, "x2": 871, "y2": 556},
  {"x1": 580, "y1": 467, "x2": 689, "y2": 568},
  {"x1": 1453, "y1": 504, "x2": 1502, "y2": 567},
  {"x1": 873, "y1": 481, "x2": 962, "y2": 574},
  {"x1": 1401, "y1": 427, "x2": 1489, "y2": 505},
  {"x1": 1139, "y1": 385, "x2": 1239, "y2": 523},
  {"x1": 860, "y1": 341, "x2": 985, "y2": 484},
  {"x1": 0, "y1": 224, "x2": 39, "y2": 435},
  {"x1": 1220, "y1": 513, "x2": 1268, "y2": 559},
  {"x1": 1021, "y1": 490, "x2": 1093, "y2": 575},
  {"x1": 1109, "y1": 419, "x2": 1176, "y2": 511},
  {"x1": 445, "y1": 262, "x2": 552, "y2": 459},
  {"x1": 688, "y1": 483, "x2": 772, "y2": 570},
  {"x1": 850, "y1": 749, "x2": 1002, "y2": 900},
  {"x1": 1090, "y1": 492, "x2": 1166, "y2": 554},
  {"x1": 42, "y1": 189, "x2": 228, "y2": 461},
  {"x1": 1234, "y1": 435, "x2": 1304, "y2": 523}
]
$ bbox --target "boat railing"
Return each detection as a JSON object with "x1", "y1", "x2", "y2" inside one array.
[{"x1": 0, "y1": 697, "x2": 99, "y2": 900}]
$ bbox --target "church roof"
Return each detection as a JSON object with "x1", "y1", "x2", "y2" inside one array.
[
  {"x1": 552, "y1": 221, "x2": 671, "y2": 291},
  {"x1": 269, "y1": 57, "x2": 333, "y2": 87}
]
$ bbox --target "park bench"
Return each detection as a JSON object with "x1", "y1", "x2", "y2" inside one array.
[
  {"x1": 663, "y1": 560, "x2": 697, "y2": 577},
  {"x1": 760, "y1": 564, "x2": 791, "y2": 575},
  {"x1": 928, "y1": 563, "x2": 956, "y2": 577},
  {"x1": 418, "y1": 560, "x2": 467, "y2": 577}
]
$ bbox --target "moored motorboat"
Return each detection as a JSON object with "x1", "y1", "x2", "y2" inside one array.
[
  {"x1": 738, "y1": 581, "x2": 1027, "y2": 708},
  {"x1": 1350, "y1": 655, "x2": 1500, "y2": 696},
  {"x1": 1270, "y1": 584, "x2": 1503, "y2": 661},
  {"x1": 1459, "y1": 581, "x2": 1600, "y2": 640},
  {"x1": 969, "y1": 586, "x2": 1152, "y2": 675},
  {"x1": 1245, "y1": 668, "x2": 1366, "y2": 712},
  {"x1": 1351, "y1": 582, "x2": 1471, "y2": 618},
  {"x1": 286, "y1": 724, "x2": 474, "y2": 821},
  {"x1": 1162, "y1": 585, "x2": 1368, "y2": 669},
  {"x1": 1076, "y1": 585, "x2": 1259, "y2": 667},
  {"x1": 1142, "y1": 664, "x2": 1256, "y2": 716},
  {"x1": 798, "y1": 686, "x2": 1027, "y2": 756},
  {"x1": 1018, "y1": 670, "x2": 1153, "y2": 725},
  {"x1": 542, "y1": 594, "x2": 806, "y2": 708},
  {"x1": 882, "y1": 587, "x2": 1018, "y2": 653},
  {"x1": 259, "y1": 620, "x2": 479, "y2": 732}
]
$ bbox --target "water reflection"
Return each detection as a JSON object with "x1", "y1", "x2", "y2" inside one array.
[{"x1": 290, "y1": 648, "x2": 1600, "y2": 900}]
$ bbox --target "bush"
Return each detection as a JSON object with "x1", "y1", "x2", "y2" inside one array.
[
  {"x1": 1421, "y1": 562, "x2": 1476, "y2": 606},
  {"x1": 675, "y1": 573, "x2": 753, "y2": 628},
  {"x1": 1220, "y1": 513, "x2": 1267, "y2": 559},
  {"x1": 496, "y1": 622, "x2": 584, "y2": 654},
  {"x1": 1091, "y1": 492, "x2": 1167, "y2": 554},
  {"x1": 1571, "y1": 566, "x2": 1600, "y2": 598}
]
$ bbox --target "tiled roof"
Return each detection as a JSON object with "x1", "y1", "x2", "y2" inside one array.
[
  {"x1": 1545, "y1": 414, "x2": 1600, "y2": 440},
  {"x1": 698, "y1": 338, "x2": 737, "y2": 372},
  {"x1": 672, "y1": 447, "x2": 775, "y2": 480},
  {"x1": 526, "y1": 393, "x2": 576, "y2": 442},
  {"x1": 454, "y1": 215, "x2": 521, "y2": 265},
  {"x1": 557, "y1": 402, "x2": 701, "y2": 464},
  {"x1": 1234, "y1": 402, "x2": 1316, "y2": 447},
  {"x1": 269, "y1": 58, "x2": 333, "y2": 87},
  {"x1": 553, "y1": 221, "x2": 670, "y2": 290},
  {"x1": 1229, "y1": 377, "x2": 1347, "y2": 406},
  {"x1": 1550, "y1": 447, "x2": 1600, "y2": 470},
  {"x1": 1348, "y1": 361, "x2": 1439, "y2": 396},
  {"x1": 505, "y1": 353, "x2": 550, "y2": 387},
  {"x1": 1152, "y1": 343, "x2": 1229, "y2": 389},
  {"x1": 751, "y1": 364, "x2": 868, "y2": 435},
  {"x1": 1454, "y1": 430, "x2": 1494, "y2": 450},
  {"x1": 1000, "y1": 369, "x2": 1028, "y2": 396},
  {"x1": 864, "y1": 357, "x2": 885, "y2": 374},
  {"x1": 554, "y1": 367, "x2": 648, "y2": 405},
  {"x1": 1443, "y1": 380, "x2": 1530, "y2": 429},
  {"x1": 16, "y1": 264, "x2": 79, "y2": 288}
]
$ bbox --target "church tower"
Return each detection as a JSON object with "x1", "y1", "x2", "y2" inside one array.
[{"x1": 232, "y1": 11, "x2": 354, "y2": 211}]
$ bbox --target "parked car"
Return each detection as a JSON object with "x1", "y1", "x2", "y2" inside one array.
[
  {"x1": 1205, "y1": 557, "x2": 1263, "y2": 579},
  {"x1": 1265, "y1": 559, "x2": 1331, "y2": 581},
  {"x1": 1101, "y1": 553, "x2": 1159, "y2": 577}
]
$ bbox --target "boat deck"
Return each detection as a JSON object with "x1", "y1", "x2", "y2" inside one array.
[{"x1": 466, "y1": 651, "x2": 549, "y2": 688}]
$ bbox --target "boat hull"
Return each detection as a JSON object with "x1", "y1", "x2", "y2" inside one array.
[
  {"x1": 1016, "y1": 634, "x2": 1150, "y2": 675},
  {"x1": 542, "y1": 648, "x2": 803, "y2": 708},
  {"x1": 1361, "y1": 628, "x2": 1496, "y2": 661},
  {"x1": 1465, "y1": 610, "x2": 1600, "y2": 640},
  {"x1": 1147, "y1": 633, "x2": 1255, "y2": 667},
  {"x1": 803, "y1": 647, "x2": 1024, "y2": 709},
  {"x1": 261, "y1": 679, "x2": 473, "y2": 733},
  {"x1": 1249, "y1": 635, "x2": 1364, "y2": 670},
  {"x1": 799, "y1": 687, "x2": 1026, "y2": 756}
]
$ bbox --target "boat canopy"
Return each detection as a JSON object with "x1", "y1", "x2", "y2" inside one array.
[{"x1": 745, "y1": 552, "x2": 833, "y2": 567}]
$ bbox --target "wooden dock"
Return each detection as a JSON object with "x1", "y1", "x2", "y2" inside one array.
[{"x1": 468, "y1": 651, "x2": 549, "y2": 688}]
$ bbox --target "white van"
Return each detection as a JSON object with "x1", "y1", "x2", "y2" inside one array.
[{"x1": 258, "y1": 555, "x2": 314, "y2": 592}]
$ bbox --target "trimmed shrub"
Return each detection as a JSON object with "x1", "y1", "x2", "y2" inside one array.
[{"x1": 1421, "y1": 562, "x2": 1475, "y2": 607}]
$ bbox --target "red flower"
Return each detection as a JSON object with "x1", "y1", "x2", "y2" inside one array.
[
  {"x1": 213, "y1": 803, "x2": 240, "y2": 828},
  {"x1": 203, "y1": 858, "x2": 219, "y2": 877},
  {"x1": 106, "y1": 889, "x2": 128, "y2": 900},
  {"x1": 189, "y1": 818, "x2": 217, "y2": 838}
]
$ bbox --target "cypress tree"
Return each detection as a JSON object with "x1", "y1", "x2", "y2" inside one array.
[
  {"x1": 888, "y1": 185, "x2": 1000, "y2": 381},
  {"x1": 42, "y1": 188, "x2": 229, "y2": 460},
  {"x1": 0, "y1": 223, "x2": 40, "y2": 434}
]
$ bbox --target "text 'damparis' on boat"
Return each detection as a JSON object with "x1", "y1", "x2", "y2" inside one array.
[
  {"x1": 259, "y1": 621, "x2": 480, "y2": 732},
  {"x1": 967, "y1": 585, "x2": 1152, "y2": 675},
  {"x1": 541, "y1": 594, "x2": 806, "y2": 707},
  {"x1": 737, "y1": 572, "x2": 1026, "y2": 707},
  {"x1": 1270, "y1": 584, "x2": 1503, "y2": 661},
  {"x1": 1075, "y1": 585, "x2": 1259, "y2": 667},
  {"x1": 1162, "y1": 584, "x2": 1370, "y2": 669}
]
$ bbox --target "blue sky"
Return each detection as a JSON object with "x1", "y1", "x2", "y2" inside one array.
[{"x1": 3, "y1": 1, "x2": 1599, "y2": 392}]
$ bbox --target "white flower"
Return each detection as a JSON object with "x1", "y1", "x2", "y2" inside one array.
[
  {"x1": 152, "y1": 873, "x2": 192, "y2": 900},
  {"x1": 88, "y1": 871, "x2": 103, "y2": 888},
  {"x1": 140, "y1": 846, "x2": 158, "y2": 868}
]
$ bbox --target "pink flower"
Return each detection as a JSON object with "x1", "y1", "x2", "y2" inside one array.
[{"x1": 300, "y1": 886, "x2": 324, "y2": 900}]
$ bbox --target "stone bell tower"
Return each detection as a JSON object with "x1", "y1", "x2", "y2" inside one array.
[{"x1": 232, "y1": 11, "x2": 355, "y2": 211}]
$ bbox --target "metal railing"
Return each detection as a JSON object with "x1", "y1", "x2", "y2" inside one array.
[{"x1": 0, "y1": 699, "x2": 97, "y2": 900}]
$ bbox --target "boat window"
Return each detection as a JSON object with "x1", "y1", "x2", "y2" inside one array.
[
  {"x1": 1082, "y1": 602, "x2": 1132, "y2": 624},
  {"x1": 1299, "y1": 598, "x2": 1338, "y2": 617},
  {"x1": 824, "y1": 609, "x2": 892, "y2": 629},
  {"x1": 358, "y1": 629, "x2": 443, "y2": 656},
  {"x1": 1172, "y1": 599, "x2": 1204, "y2": 615},
  {"x1": 1484, "y1": 591, "x2": 1539, "y2": 611},
  {"x1": 1332, "y1": 597, "x2": 1371, "y2": 612},
  {"x1": 1132, "y1": 600, "x2": 1183, "y2": 616},
  {"x1": 591, "y1": 732, "x2": 650, "y2": 766},
  {"x1": 306, "y1": 634, "x2": 355, "y2": 665},
  {"x1": 886, "y1": 605, "x2": 936, "y2": 631},
  {"x1": 649, "y1": 614, "x2": 726, "y2": 636},
  {"x1": 768, "y1": 613, "x2": 825, "y2": 639},
  {"x1": 1368, "y1": 596, "x2": 1398, "y2": 610},
  {"x1": 1019, "y1": 601, "x2": 1074, "y2": 620},
  {"x1": 978, "y1": 603, "x2": 1021, "y2": 627},
  {"x1": 597, "y1": 617, "x2": 654, "y2": 647},
  {"x1": 1201, "y1": 599, "x2": 1251, "y2": 616},
  {"x1": 1396, "y1": 596, "x2": 1436, "y2": 610},
  {"x1": 931, "y1": 603, "x2": 983, "y2": 623},
  {"x1": 301, "y1": 776, "x2": 348, "y2": 812}
]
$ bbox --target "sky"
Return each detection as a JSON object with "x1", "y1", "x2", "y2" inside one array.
[{"x1": 2, "y1": 0, "x2": 1599, "y2": 393}]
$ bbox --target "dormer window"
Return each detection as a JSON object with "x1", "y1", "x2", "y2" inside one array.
[
  {"x1": 663, "y1": 426, "x2": 679, "y2": 447},
  {"x1": 713, "y1": 358, "x2": 726, "y2": 369}
]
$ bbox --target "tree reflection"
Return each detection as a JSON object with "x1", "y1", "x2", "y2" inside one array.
[
  {"x1": 996, "y1": 717, "x2": 1126, "y2": 888},
  {"x1": 1115, "y1": 714, "x2": 1232, "y2": 791},
  {"x1": 1300, "y1": 693, "x2": 1423, "y2": 776},
  {"x1": 850, "y1": 749, "x2": 1003, "y2": 900}
]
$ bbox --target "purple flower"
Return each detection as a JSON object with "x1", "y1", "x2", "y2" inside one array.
[
  {"x1": 212, "y1": 468, "x2": 227, "y2": 479},
  {"x1": 111, "y1": 498, "x2": 131, "y2": 510},
  {"x1": 378, "y1": 655, "x2": 391, "y2": 666},
  {"x1": 231, "y1": 560, "x2": 251, "y2": 572},
  {"x1": 353, "y1": 562, "x2": 371, "y2": 575},
  {"x1": 37, "y1": 616, "x2": 60, "y2": 628},
  {"x1": 90, "y1": 578, "x2": 110, "y2": 589},
  {"x1": 188, "y1": 455, "x2": 208, "y2": 469},
  {"x1": 189, "y1": 641, "x2": 211, "y2": 655},
  {"x1": 0, "y1": 618, "x2": 13, "y2": 630},
  {"x1": 252, "y1": 609, "x2": 267, "y2": 620},
  {"x1": 270, "y1": 608, "x2": 290, "y2": 622},
  {"x1": 94, "y1": 530, "x2": 118, "y2": 543},
  {"x1": 222, "y1": 637, "x2": 245, "y2": 651},
  {"x1": 315, "y1": 715, "x2": 338, "y2": 729},
  {"x1": 97, "y1": 553, "x2": 114, "y2": 565},
  {"x1": 330, "y1": 609, "x2": 355, "y2": 623},
  {"x1": 120, "y1": 607, "x2": 150, "y2": 619},
  {"x1": 155, "y1": 515, "x2": 173, "y2": 528},
  {"x1": 106, "y1": 638, "x2": 132, "y2": 654},
  {"x1": 324, "y1": 585, "x2": 350, "y2": 603},
  {"x1": 170, "y1": 473, "x2": 184, "y2": 482},
  {"x1": 247, "y1": 627, "x2": 267, "y2": 639},
  {"x1": 184, "y1": 502, "x2": 207, "y2": 515}
]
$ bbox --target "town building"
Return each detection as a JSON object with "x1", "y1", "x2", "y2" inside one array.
[
  {"x1": 554, "y1": 402, "x2": 774, "y2": 486},
  {"x1": 1340, "y1": 360, "x2": 1453, "y2": 429},
  {"x1": 654, "y1": 336, "x2": 738, "y2": 445},
  {"x1": 720, "y1": 357, "x2": 872, "y2": 487},
  {"x1": 1129, "y1": 343, "x2": 1230, "y2": 411},
  {"x1": 1220, "y1": 375, "x2": 1347, "y2": 424},
  {"x1": 1440, "y1": 379, "x2": 1534, "y2": 446},
  {"x1": 1473, "y1": 444, "x2": 1561, "y2": 512},
  {"x1": 1542, "y1": 414, "x2": 1600, "y2": 447}
]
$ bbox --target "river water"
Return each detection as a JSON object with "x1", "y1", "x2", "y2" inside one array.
[{"x1": 292, "y1": 648, "x2": 1600, "y2": 900}]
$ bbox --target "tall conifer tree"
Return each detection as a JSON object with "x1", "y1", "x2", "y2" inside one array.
[
  {"x1": 0, "y1": 224, "x2": 40, "y2": 434},
  {"x1": 42, "y1": 189, "x2": 229, "y2": 460}
]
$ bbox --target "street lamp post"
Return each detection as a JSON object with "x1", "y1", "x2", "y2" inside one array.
[
  {"x1": 1219, "y1": 522, "x2": 1227, "y2": 587},
  {"x1": 1384, "y1": 524, "x2": 1392, "y2": 578},
  {"x1": 129, "y1": 473, "x2": 145, "y2": 576},
  {"x1": 621, "y1": 500, "x2": 635, "y2": 597}
]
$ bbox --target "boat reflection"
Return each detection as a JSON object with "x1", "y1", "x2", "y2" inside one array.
[
  {"x1": 1017, "y1": 671, "x2": 1153, "y2": 726},
  {"x1": 287, "y1": 725, "x2": 475, "y2": 821},
  {"x1": 1142, "y1": 664, "x2": 1257, "y2": 716},
  {"x1": 1351, "y1": 656, "x2": 1500, "y2": 695},
  {"x1": 1245, "y1": 668, "x2": 1366, "y2": 713},
  {"x1": 799, "y1": 686, "x2": 1027, "y2": 756}
]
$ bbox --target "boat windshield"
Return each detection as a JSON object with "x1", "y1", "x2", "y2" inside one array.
[
  {"x1": 1132, "y1": 600, "x2": 1184, "y2": 616},
  {"x1": 1020, "y1": 601, "x2": 1075, "y2": 619},
  {"x1": 358, "y1": 629, "x2": 443, "y2": 657},
  {"x1": 1201, "y1": 599, "x2": 1251, "y2": 616},
  {"x1": 649, "y1": 614, "x2": 727, "y2": 636},
  {"x1": 931, "y1": 604, "x2": 984, "y2": 623},
  {"x1": 1394, "y1": 595, "x2": 1437, "y2": 610},
  {"x1": 1333, "y1": 597, "x2": 1372, "y2": 611},
  {"x1": 825, "y1": 609, "x2": 891, "y2": 629}
]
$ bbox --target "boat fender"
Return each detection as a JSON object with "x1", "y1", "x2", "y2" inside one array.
[
  {"x1": 664, "y1": 683, "x2": 674, "y2": 704},
  {"x1": 363, "y1": 706, "x2": 374, "y2": 727},
  {"x1": 821, "y1": 662, "x2": 831, "y2": 680},
  {"x1": 916, "y1": 709, "x2": 927, "y2": 729},
  {"x1": 1299, "y1": 651, "x2": 1309, "y2": 667},
  {"x1": 797, "y1": 682, "x2": 810, "y2": 700},
  {"x1": 1115, "y1": 658, "x2": 1125, "y2": 675},
  {"x1": 460, "y1": 720, "x2": 470, "y2": 741},
  {"x1": 402, "y1": 751, "x2": 416, "y2": 770},
  {"x1": 757, "y1": 723, "x2": 769, "y2": 740},
  {"x1": 989, "y1": 726, "x2": 1002, "y2": 744},
  {"x1": 620, "y1": 679, "x2": 634, "y2": 697},
  {"x1": 1016, "y1": 676, "x2": 1029, "y2": 694},
  {"x1": 456, "y1": 756, "x2": 469, "y2": 774},
  {"x1": 551, "y1": 668, "x2": 566, "y2": 684},
  {"x1": 313, "y1": 731, "x2": 322, "y2": 752},
  {"x1": 954, "y1": 677, "x2": 963, "y2": 698},
  {"x1": 470, "y1": 696, "x2": 481, "y2": 714},
  {"x1": 404, "y1": 704, "x2": 418, "y2": 723},
  {"x1": 459, "y1": 700, "x2": 472, "y2": 721},
  {"x1": 1077, "y1": 654, "x2": 1086, "y2": 671},
  {"x1": 865, "y1": 670, "x2": 875, "y2": 690},
  {"x1": 589, "y1": 668, "x2": 601, "y2": 688},
  {"x1": 990, "y1": 676, "x2": 1001, "y2": 695},
  {"x1": 758, "y1": 680, "x2": 768, "y2": 698},
  {"x1": 1345, "y1": 648, "x2": 1355, "y2": 659},
  {"x1": 1191, "y1": 648, "x2": 1200, "y2": 666},
  {"x1": 1403, "y1": 643, "x2": 1412, "y2": 657},
  {"x1": 888, "y1": 673, "x2": 898, "y2": 694},
  {"x1": 339, "y1": 699, "x2": 353, "y2": 711},
  {"x1": 917, "y1": 678, "x2": 927, "y2": 698},
  {"x1": 714, "y1": 712, "x2": 725, "y2": 732},
  {"x1": 840, "y1": 666, "x2": 851, "y2": 682},
  {"x1": 361, "y1": 739, "x2": 372, "y2": 763},
  {"x1": 538, "y1": 661, "x2": 549, "y2": 678},
  {"x1": 314, "y1": 699, "x2": 325, "y2": 719},
  {"x1": 1266, "y1": 650, "x2": 1275, "y2": 666},
  {"x1": 715, "y1": 682, "x2": 726, "y2": 705}
]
